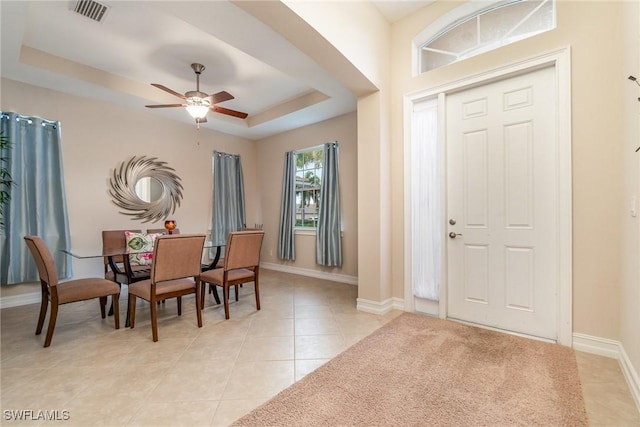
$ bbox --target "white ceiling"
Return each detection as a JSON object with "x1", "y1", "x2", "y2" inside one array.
[
  {"x1": 1, "y1": 1, "x2": 432, "y2": 140},
  {"x1": 372, "y1": 0, "x2": 435, "y2": 23}
]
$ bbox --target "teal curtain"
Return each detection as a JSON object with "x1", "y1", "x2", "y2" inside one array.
[
  {"x1": 316, "y1": 142, "x2": 342, "y2": 266},
  {"x1": 211, "y1": 151, "x2": 245, "y2": 247},
  {"x1": 277, "y1": 151, "x2": 295, "y2": 260},
  {"x1": 0, "y1": 112, "x2": 72, "y2": 284}
]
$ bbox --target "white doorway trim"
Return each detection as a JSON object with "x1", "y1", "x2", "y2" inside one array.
[{"x1": 403, "y1": 47, "x2": 573, "y2": 346}]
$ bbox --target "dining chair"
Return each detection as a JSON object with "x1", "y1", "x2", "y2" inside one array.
[
  {"x1": 199, "y1": 230, "x2": 265, "y2": 319},
  {"x1": 225, "y1": 225, "x2": 260, "y2": 298},
  {"x1": 102, "y1": 229, "x2": 142, "y2": 285},
  {"x1": 145, "y1": 228, "x2": 180, "y2": 288},
  {"x1": 128, "y1": 234, "x2": 206, "y2": 342},
  {"x1": 102, "y1": 229, "x2": 152, "y2": 325},
  {"x1": 24, "y1": 236, "x2": 121, "y2": 347},
  {"x1": 225, "y1": 224, "x2": 262, "y2": 288},
  {"x1": 201, "y1": 243, "x2": 224, "y2": 306}
]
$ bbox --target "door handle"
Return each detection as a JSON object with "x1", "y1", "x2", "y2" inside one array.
[{"x1": 448, "y1": 232, "x2": 463, "y2": 239}]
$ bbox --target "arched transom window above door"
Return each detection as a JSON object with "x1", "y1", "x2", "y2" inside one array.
[{"x1": 414, "y1": 0, "x2": 556, "y2": 74}]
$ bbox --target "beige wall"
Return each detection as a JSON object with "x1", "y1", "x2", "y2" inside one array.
[
  {"x1": 356, "y1": 91, "x2": 393, "y2": 302},
  {"x1": 255, "y1": 112, "x2": 358, "y2": 278},
  {"x1": 619, "y1": 0, "x2": 640, "y2": 387},
  {"x1": 280, "y1": 0, "x2": 393, "y2": 301},
  {"x1": 0, "y1": 77, "x2": 257, "y2": 293}
]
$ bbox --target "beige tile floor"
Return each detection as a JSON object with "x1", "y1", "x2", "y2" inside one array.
[{"x1": 1, "y1": 269, "x2": 638, "y2": 426}]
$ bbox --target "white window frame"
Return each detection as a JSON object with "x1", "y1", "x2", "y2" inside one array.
[
  {"x1": 294, "y1": 145, "x2": 324, "y2": 232},
  {"x1": 412, "y1": 0, "x2": 556, "y2": 76}
]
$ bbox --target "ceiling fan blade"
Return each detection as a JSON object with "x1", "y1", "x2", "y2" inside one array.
[
  {"x1": 145, "y1": 104, "x2": 186, "y2": 108},
  {"x1": 150, "y1": 83, "x2": 186, "y2": 100},
  {"x1": 212, "y1": 105, "x2": 248, "y2": 119},
  {"x1": 208, "y1": 90, "x2": 234, "y2": 104}
]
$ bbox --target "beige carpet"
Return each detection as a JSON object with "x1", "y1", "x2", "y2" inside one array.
[{"x1": 232, "y1": 313, "x2": 588, "y2": 427}]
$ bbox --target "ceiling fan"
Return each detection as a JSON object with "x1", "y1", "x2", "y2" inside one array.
[{"x1": 145, "y1": 63, "x2": 248, "y2": 127}]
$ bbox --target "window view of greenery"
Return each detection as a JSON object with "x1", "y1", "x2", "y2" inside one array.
[{"x1": 295, "y1": 148, "x2": 323, "y2": 228}]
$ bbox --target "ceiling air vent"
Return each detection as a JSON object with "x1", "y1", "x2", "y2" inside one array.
[{"x1": 73, "y1": 0, "x2": 110, "y2": 23}]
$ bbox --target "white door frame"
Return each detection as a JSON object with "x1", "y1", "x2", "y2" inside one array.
[{"x1": 403, "y1": 47, "x2": 573, "y2": 346}]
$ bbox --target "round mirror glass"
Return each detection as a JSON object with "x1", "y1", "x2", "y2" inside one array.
[{"x1": 135, "y1": 177, "x2": 163, "y2": 202}]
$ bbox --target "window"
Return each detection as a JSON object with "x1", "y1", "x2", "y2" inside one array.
[
  {"x1": 418, "y1": 0, "x2": 555, "y2": 73},
  {"x1": 295, "y1": 146, "x2": 323, "y2": 229}
]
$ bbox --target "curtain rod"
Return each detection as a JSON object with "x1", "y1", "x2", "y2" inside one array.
[
  {"x1": 293, "y1": 141, "x2": 338, "y2": 155},
  {"x1": 213, "y1": 150, "x2": 240, "y2": 158},
  {"x1": 1, "y1": 113, "x2": 59, "y2": 129}
]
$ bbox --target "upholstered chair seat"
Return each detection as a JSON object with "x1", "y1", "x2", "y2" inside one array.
[
  {"x1": 129, "y1": 278, "x2": 197, "y2": 301},
  {"x1": 204, "y1": 268, "x2": 254, "y2": 283},
  {"x1": 55, "y1": 279, "x2": 122, "y2": 304}
]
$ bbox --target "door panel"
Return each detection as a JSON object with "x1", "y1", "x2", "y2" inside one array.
[{"x1": 447, "y1": 66, "x2": 557, "y2": 340}]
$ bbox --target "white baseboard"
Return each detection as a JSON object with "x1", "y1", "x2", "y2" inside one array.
[
  {"x1": 573, "y1": 333, "x2": 621, "y2": 358},
  {"x1": 260, "y1": 262, "x2": 358, "y2": 285},
  {"x1": 356, "y1": 297, "x2": 405, "y2": 315},
  {"x1": 0, "y1": 292, "x2": 40, "y2": 309},
  {"x1": 573, "y1": 332, "x2": 640, "y2": 411},
  {"x1": 620, "y1": 345, "x2": 640, "y2": 412}
]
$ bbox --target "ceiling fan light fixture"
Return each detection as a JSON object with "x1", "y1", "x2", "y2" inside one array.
[
  {"x1": 185, "y1": 98, "x2": 210, "y2": 119},
  {"x1": 186, "y1": 105, "x2": 209, "y2": 119}
]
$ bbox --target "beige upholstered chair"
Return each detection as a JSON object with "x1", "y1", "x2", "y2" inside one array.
[
  {"x1": 199, "y1": 230, "x2": 264, "y2": 319},
  {"x1": 102, "y1": 230, "x2": 141, "y2": 284},
  {"x1": 102, "y1": 229, "x2": 152, "y2": 325},
  {"x1": 24, "y1": 235, "x2": 121, "y2": 347},
  {"x1": 128, "y1": 234, "x2": 206, "y2": 342},
  {"x1": 108, "y1": 229, "x2": 173, "y2": 285}
]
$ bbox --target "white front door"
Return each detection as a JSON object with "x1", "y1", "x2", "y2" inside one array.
[{"x1": 446, "y1": 66, "x2": 558, "y2": 340}]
